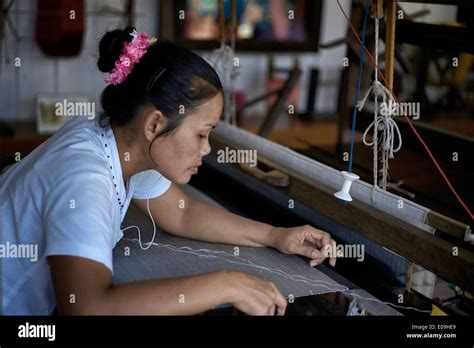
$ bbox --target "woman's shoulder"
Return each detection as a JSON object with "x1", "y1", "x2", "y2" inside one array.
[
  {"x1": 6, "y1": 117, "x2": 113, "y2": 188},
  {"x1": 53, "y1": 116, "x2": 105, "y2": 148}
]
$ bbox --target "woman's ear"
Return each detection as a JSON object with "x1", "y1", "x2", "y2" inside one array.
[{"x1": 143, "y1": 108, "x2": 167, "y2": 142}]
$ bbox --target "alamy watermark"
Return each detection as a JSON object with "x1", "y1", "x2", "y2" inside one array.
[
  {"x1": 0, "y1": 242, "x2": 38, "y2": 262},
  {"x1": 380, "y1": 100, "x2": 420, "y2": 120},
  {"x1": 217, "y1": 146, "x2": 257, "y2": 167},
  {"x1": 55, "y1": 99, "x2": 96, "y2": 120},
  {"x1": 323, "y1": 243, "x2": 365, "y2": 262},
  {"x1": 18, "y1": 322, "x2": 55, "y2": 341}
]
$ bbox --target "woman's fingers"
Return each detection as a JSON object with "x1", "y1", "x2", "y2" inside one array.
[
  {"x1": 256, "y1": 281, "x2": 286, "y2": 316},
  {"x1": 329, "y1": 239, "x2": 337, "y2": 267},
  {"x1": 292, "y1": 241, "x2": 322, "y2": 261},
  {"x1": 233, "y1": 272, "x2": 287, "y2": 316},
  {"x1": 303, "y1": 226, "x2": 338, "y2": 267},
  {"x1": 269, "y1": 281, "x2": 287, "y2": 316},
  {"x1": 268, "y1": 304, "x2": 276, "y2": 316}
]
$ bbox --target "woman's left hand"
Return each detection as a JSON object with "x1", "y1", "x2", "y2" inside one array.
[{"x1": 269, "y1": 225, "x2": 337, "y2": 267}]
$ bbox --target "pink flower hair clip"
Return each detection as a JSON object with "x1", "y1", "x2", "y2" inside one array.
[{"x1": 105, "y1": 30, "x2": 157, "y2": 85}]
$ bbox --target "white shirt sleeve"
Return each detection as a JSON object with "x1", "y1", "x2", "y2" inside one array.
[
  {"x1": 43, "y1": 165, "x2": 116, "y2": 272},
  {"x1": 132, "y1": 170, "x2": 172, "y2": 200}
]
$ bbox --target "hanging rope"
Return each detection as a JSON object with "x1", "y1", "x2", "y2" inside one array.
[
  {"x1": 208, "y1": 0, "x2": 239, "y2": 125},
  {"x1": 354, "y1": 2, "x2": 402, "y2": 198},
  {"x1": 209, "y1": 44, "x2": 237, "y2": 124},
  {"x1": 336, "y1": 0, "x2": 473, "y2": 220},
  {"x1": 358, "y1": 80, "x2": 402, "y2": 160}
]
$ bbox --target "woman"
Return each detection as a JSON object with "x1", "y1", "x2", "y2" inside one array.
[{"x1": 1, "y1": 27, "x2": 336, "y2": 316}]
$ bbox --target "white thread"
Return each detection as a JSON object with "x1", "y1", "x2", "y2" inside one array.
[
  {"x1": 358, "y1": 80, "x2": 402, "y2": 188},
  {"x1": 347, "y1": 292, "x2": 430, "y2": 314},
  {"x1": 362, "y1": 114, "x2": 402, "y2": 159},
  {"x1": 357, "y1": 81, "x2": 388, "y2": 112},
  {"x1": 120, "y1": 171, "x2": 425, "y2": 313},
  {"x1": 122, "y1": 237, "x2": 348, "y2": 292},
  {"x1": 209, "y1": 44, "x2": 238, "y2": 125},
  {"x1": 121, "y1": 237, "x2": 431, "y2": 313},
  {"x1": 347, "y1": 297, "x2": 364, "y2": 315}
]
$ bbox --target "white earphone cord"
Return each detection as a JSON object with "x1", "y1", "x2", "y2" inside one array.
[{"x1": 121, "y1": 198, "x2": 156, "y2": 250}]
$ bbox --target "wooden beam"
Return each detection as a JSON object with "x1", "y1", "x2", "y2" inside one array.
[
  {"x1": 273, "y1": 161, "x2": 474, "y2": 294},
  {"x1": 378, "y1": 0, "x2": 397, "y2": 190},
  {"x1": 426, "y1": 211, "x2": 472, "y2": 241},
  {"x1": 278, "y1": 137, "x2": 472, "y2": 243},
  {"x1": 257, "y1": 67, "x2": 301, "y2": 138}
]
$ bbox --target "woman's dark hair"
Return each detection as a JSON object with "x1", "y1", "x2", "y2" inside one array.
[{"x1": 97, "y1": 27, "x2": 223, "y2": 136}]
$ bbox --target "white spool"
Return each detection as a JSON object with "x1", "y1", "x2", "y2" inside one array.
[
  {"x1": 334, "y1": 171, "x2": 360, "y2": 202},
  {"x1": 465, "y1": 229, "x2": 474, "y2": 244}
]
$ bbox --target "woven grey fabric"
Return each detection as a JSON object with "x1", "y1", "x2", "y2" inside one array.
[
  {"x1": 112, "y1": 185, "x2": 400, "y2": 315},
  {"x1": 113, "y1": 204, "x2": 346, "y2": 298}
]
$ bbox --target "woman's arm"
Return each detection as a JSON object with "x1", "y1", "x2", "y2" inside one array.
[
  {"x1": 133, "y1": 183, "x2": 274, "y2": 247},
  {"x1": 49, "y1": 255, "x2": 287, "y2": 315},
  {"x1": 133, "y1": 183, "x2": 337, "y2": 267}
]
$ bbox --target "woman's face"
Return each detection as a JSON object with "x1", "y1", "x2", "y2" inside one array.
[{"x1": 149, "y1": 94, "x2": 223, "y2": 184}]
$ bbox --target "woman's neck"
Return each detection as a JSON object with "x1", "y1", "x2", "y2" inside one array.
[{"x1": 112, "y1": 125, "x2": 149, "y2": 183}]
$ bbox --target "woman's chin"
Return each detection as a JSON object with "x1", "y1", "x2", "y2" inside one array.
[
  {"x1": 173, "y1": 173, "x2": 192, "y2": 185},
  {"x1": 182, "y1": 177, "x2": 192, "y2": 185},
  {"x1": 166, "y1": 168, "x2": 196, "y2": 185}
]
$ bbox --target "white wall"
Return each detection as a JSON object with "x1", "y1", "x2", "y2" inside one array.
[
  {"x1": 0, "y1": 0, "x2": 158, "y2": 122},
  {"x1": 0, "y1": 0, "x2": 458, "y2": 122}
]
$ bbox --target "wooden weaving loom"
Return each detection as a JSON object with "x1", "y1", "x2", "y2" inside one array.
[
  {"x1": 113, "y1": 0, "x2": 473, "y2": 316},
  {"x1": 113, "y1": 119, "x2": 472, "y2": 315}
]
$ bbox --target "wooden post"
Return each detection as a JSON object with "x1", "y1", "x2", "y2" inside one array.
[
  {"x1": 374, "y1": 0, "x2": 384, "y2": 19},
  {"x1": 218, "y1": 0, "x2": 225, "y2": 44},
  {"x1": 126, "y1": 0, "x2": 135, "y2": 27},
  {"x1": 377, "y1": 0, "x2": 397, "y2": 190},
  {"x1": 385, "y1": 0, "x2": 397, "y2": 90},
  {"x1": 383, "y1": 0, "x2": 415, "y2": 293}
]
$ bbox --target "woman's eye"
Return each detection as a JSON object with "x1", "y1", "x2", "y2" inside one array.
[{"x1": 198, "y1": 134, "x2": 206, "y2": 139}]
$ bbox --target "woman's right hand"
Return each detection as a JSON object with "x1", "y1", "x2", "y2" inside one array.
[
  {"x1": 221, "y1": 270, "x2": 287, "y2": 316},
  {"x1": 50, "y1": 255, "x2": 288, "y2": 315}
]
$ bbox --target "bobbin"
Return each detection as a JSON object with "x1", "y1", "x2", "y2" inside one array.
[{"x1": 334, "y1": 171, "x2": 360, "y2": 202}]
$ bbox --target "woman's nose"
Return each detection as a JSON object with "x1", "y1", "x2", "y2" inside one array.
[{"x1": 201, "y1": 140, "x2": 211, "y2": 156}]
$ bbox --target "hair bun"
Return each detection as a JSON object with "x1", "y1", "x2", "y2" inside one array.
[{"x1": 97, "y1": 26, "x2": 135, "y2": 73}]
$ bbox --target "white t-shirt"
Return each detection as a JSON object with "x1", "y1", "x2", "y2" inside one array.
[{"x1": 0, "y1": 116, "x2": 172, "y2": 315}]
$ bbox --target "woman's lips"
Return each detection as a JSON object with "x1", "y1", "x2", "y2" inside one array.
[
  {"x1": 189, "y1": 160, "x2": 202, "y2": 174},
  {"x1": 189, "y1": 165, "x2": 201, "y2": 174}
]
